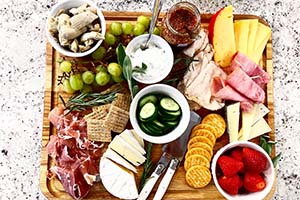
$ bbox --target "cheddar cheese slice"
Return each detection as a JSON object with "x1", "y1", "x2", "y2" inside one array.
[
  {"x1": 234, "y1": 20, "x2": 250, "y2": 55},
  {"x1": 247, "y1": 19, "x2": 259, "y2": 58},
  {"x1": 252, "y1": 22, "x2": 271, "y2": 63}
]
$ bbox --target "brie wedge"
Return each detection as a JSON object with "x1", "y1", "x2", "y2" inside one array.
[
  {"x1": 109, "y1": 135, "x2": 146, "y2": 166},
  {"x1": 100, "y1": 157, "x2": 138, "y2": 200},
  {"x1": 103, "y1": 148, "x2": 137, "y2": 173},
  {"x1": 120, "y1": 129, "x2": 146, "y2": 155}
]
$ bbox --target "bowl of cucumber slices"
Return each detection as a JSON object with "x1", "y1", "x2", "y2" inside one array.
[{"x1": 129, "y1": 84, "x2": 190, "y2": 144}]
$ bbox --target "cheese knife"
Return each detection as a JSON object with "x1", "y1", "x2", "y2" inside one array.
[
  {"x1": 153, "y1": 111, "x2": 201, "y2": 200},
  {"x1": 137, "y1": 151, "x2": 172, "y2": 200}
]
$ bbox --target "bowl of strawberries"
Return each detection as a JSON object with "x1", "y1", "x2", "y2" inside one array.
[{"x1": 211, "y1": 141, "x2": 275, "y2": 200}]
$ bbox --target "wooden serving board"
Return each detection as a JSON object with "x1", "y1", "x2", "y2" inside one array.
[{"x1": 40, "y1": 12, "x2": 276, "y2": 199}]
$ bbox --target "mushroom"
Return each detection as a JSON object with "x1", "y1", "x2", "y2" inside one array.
[
  {"x1": 70, "y1": 39, "x2": 79, "y2": 52},
  {"x1": 70, "y1": 11, "x2": 98, "y2": 30},
  {"x1": 47, "y1": 17, "x2": 58, "y2": 35},
  {"x1": 80, "y1": 31, "x2": 104, "y2": 42}
]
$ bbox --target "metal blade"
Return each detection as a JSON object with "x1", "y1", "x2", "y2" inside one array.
[{"x1": 163, "y1": 111, "x2": 201, "y2": 161}]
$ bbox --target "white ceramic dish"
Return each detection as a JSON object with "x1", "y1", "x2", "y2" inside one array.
[
  {"x1": 129, "y1": 84, "x2": 190, "y2": 144},
  {"x1": 125, "y1": 34, "x2": 174, "y2": 84},
  {"x1": 46, "y1": 0, "x2": 106, "y2": 57},
  {"x1": 211, "y1": 141, "x2": 275, "y2": 200}
]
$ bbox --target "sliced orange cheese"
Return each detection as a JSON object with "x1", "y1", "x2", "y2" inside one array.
[
  {"x1": 234, "y1": 20, "x2": 250, "y2": 55},
  {"x1": 252, "y1": 22, "x2": 271, "y2": 63},
  {"x1": 247, "y1": 19, "x2": 259, "y2": 58},
  {"x1": 209, "y1": 5, "x2": 236, "y2": 67}
]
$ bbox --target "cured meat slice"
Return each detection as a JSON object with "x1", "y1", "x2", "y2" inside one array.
[
  {"x1": 226, "y1": 68, "x2": 265, "y2": 103},
  {"x1": 211, "y1": 77, "x2": 254, "y2": 112},
  {"x1": 46, "y1": 107, "x2": 105, "y2": 199},
  {"x1": 230, "y1": 52, "x2": 270, "y2": 87},
  {"x1": 184, "y1": 61, "x2": 227, "y2": 110}
]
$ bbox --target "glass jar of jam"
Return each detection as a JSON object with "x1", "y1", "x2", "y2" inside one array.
[{"x1": 161, "y1": 2, "x2": 201, "y2": 46}]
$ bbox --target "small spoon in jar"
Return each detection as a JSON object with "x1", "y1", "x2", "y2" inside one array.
[{"x1": 141, "y1": 0, "x2": 163, "y2": 50}]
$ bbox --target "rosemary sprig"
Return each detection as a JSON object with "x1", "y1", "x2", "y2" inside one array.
[
  {"x1": 259, "y1": 134, "x2": 281, "y2": 167},
  {"x1": 139, "y1": 142, "x2": 153, "y2": 191},
  {"x1": 61, "y1": 90, "x2": 119, "y2": 113}
]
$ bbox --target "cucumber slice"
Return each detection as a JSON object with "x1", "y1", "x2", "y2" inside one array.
[
  {"x1": 160, "y1": 97, "x2": 180, "y2": 112},
  {"x1": 138, "y1": 95, "x2": 158, "y2": 108},
  {"x1": 165, "y1": 120, "x2": 179, "y2": 127},
  {"x1": 139, "y1": 122, "x2": 152, "y2": 135},
  {"x1": 139, "y1": 102, "x2": 157, "y2": 122},
  {"x1": 152, "y1": 119, "x2": 165, "y2": 129},
  {"x1": 145, "y1": 123, "x2": 164, "y2": 135}
]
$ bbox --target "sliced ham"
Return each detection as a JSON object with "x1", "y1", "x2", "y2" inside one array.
[
  {"x1": 211, "y1": 77, "x2": 254, "y2": 112},
  {"x1": 226, "y1": 68, "x2": 265, "y2": 103},
  {"x1": 230, "y1": 52, "x2": 270, "y2": 87}
]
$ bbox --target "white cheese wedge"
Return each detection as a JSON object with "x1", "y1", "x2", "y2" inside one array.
[
  {"x1": 249, "y1": 118, "x2": 271, "y2": 140},
  {"x1": 239, "y1": 104, "x2": 257, "y2": 141},
  {"x1": 109, "y1": 135, "x2": 146, "y2": 166},
  {"x1": 252, "y1": 103, "x2": 270, "y2": 125},
  {"x1": 103, "y1": 148, "x2": 137, "y2": 173},
  {"x1": 120, "y1": 129, "x2": 146, "y2": 155},
  {"x1": 100, "y1": 157, "x2": 138, "y2": 200},
  {"x1": 225, "y1": 102, "x2": 240, "y2": 143},
  {"x1": 130, "y1": 129, "x2": 144, "y2": 148}
]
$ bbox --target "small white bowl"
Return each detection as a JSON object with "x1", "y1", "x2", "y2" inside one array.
[
  {"x1": 46, "y1": 0, "x2": 106, "y2": 57},
  {"x1": 211, "y1": 141, "x2": 275, "y2": 200},
  {"x1": 125, "y1": 34, "x2": 174, "y2": 84},
  {"x1": 129, "y1": 84, "x2": 190, "y2": 144}
]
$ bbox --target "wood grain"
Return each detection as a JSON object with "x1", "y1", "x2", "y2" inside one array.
[{"x1": 40, "y1": 12, "x2": 276, "y2": 199}]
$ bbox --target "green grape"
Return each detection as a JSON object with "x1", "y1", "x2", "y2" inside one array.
[
  {"x1": 111, "y1": 75, "x2": 124, "y2": 83},
  {"x1": 110, "y1": 22, "x2": 123, "y2": 36},
  {"x1": 104, "y1": 32, "x2": 117, "y2": 46},
  {"x1": 82, "y1": 71, "x2": 95, "y2": 85},
  {"x1": 62, "y1": 79, "x2": 75, "y2": 94},
  {"x1": 153, "y1": 27, "x2": 160, "y2": 35},
  {"x1": 107, "y1": 62, "x2": 122, "y2": 77},
  {"x1": 69, "y1": 74, "x2": 84, "y2": 91},
  {"x1": 92, "y1": 46, "x2": 106, "y2": 60},
  {"x1": 95, "y1": 71, "x2": 111, "y2": 86},
  {"x1": 60, "y1": 61, "x2": 72, "y2": 73},
  {"x1": 137, "y1": 15, "x2": 150, "y2": 29},
  {"x1": 122, "y1": 22, "x2": 134, "y2": 35},
  {"x1": 80, "y1": 84, "x2": 93, "y2": 93},
  {"x1": 96, "y1": 65, "x2": 107, "y2": 73},
  {"x1": 133, "y1": 23, "x2": 146, "y2": 36}
]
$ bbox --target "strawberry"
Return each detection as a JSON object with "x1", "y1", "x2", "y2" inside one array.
[
  {"x1": 243, "y1": 172, "x2": 266, "y2": 192},
  {"x1": 217, "y1": 155, "x2": 244, "y2": 177},
  {"x1": 242, "y1": 147, "x2": 267, "y2": 173},
  {"x1": 218, "y1": 175, "x2": 243, "y2": 195},
  {"x1": 230, "y1": 148, "x2": 243, "y2": 161}
]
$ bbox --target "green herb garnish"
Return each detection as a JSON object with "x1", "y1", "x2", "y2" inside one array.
[
  {"x1": 259, "y1": 135, "x2": 281, "y2": 167},
  {"x1": 139, "y1": 142, "x2": 153, "y2": 191},
  {"x1": 60, "y1": 90, "x2": 118, "y2": 114}
]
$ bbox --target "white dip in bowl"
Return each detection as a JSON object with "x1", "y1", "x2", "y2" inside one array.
[{"x1": 125, "y1": 34, "x2": 174, "y2": 84}]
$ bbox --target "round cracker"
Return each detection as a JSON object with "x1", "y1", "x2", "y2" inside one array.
[
  {"x1": 185, "y1": 165, "x2": 212, "y2": 188},
  {"x1": 201, "y1": 114, "x2": 226, "y2": 139},
  {"x1": 188, "y1": 142, "x2": 213, "y2": 156},
  {"x1": 192, "y1": 123, "x2": 218, "y2": 138},
  {"x1": 191, "y1": 129, "x2": 216, "y2": 145},
  {"x1": 188, "y1": 136, "x2": 214, "y2": 149},
  {"x1": 185, "y1": 147, "x2": 212, "y2": 161},
  {"x1": 184, "y1": 154, "x2": 210, "y2": 171}
]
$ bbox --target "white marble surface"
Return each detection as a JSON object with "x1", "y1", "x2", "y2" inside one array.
[{"x1": 0, "y1": 0, "x2": 299, "y2": 199}]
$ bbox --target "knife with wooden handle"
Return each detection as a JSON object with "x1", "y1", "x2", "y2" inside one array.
[{"x1": 153, "y1": 111, "x2": 201, "y2": 200}]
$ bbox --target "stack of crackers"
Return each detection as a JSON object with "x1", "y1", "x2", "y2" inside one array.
[
  {"x1": 84, "y1": 93, "x2": 131, "y2": 142},
  {"x1": 184, "y1": 113, "x2": 226, "y2": 189}
]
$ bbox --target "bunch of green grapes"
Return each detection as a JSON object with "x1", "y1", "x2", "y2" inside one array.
[
  {"x1": 59, "y1": 60, "x2": 123, "y2": 94},
  {"x1": 103, "y1": 15, "x2": 161, "y2": 46}
]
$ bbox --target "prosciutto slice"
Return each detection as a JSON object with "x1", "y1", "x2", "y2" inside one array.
[
  {"x1": 230, "y1": 52, "x2": 271, "y2": 87},
  {"x1": 46, "y1": 107, "x2": 105, "y2": 200},
  {"x1": 226, "y1": 68, "x2": 265, "y2": 103}
]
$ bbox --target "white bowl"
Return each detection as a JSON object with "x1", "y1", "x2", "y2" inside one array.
[
  {"x1": 125, "y1": 34, "x2": 174, "y2": 84},
  {"x1": 211, "y1": 141, "x2": 275, "y2": 200},
  {"x1": 46, "y1": 0, "x2": 106, "y2": 57},
  {"x1": 129, "y1": 84, "x2": 190, "y2": 144}
]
